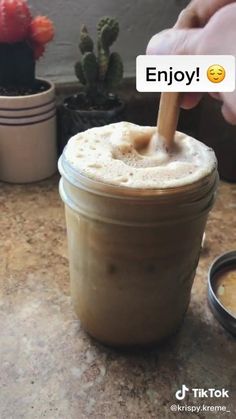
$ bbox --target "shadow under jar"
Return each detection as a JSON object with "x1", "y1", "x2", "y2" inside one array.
[{"x1": 58, "y1": 154, "x2": 218, "y2": 347}]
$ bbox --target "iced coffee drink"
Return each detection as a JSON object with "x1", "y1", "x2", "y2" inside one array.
[{"x1": 58, "y1": 122, "x2": 218, "y2": 346}]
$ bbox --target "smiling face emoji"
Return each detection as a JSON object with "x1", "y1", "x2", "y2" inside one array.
[{"x1": 207, "y1": 65, "x2": 226, "y2": 83}]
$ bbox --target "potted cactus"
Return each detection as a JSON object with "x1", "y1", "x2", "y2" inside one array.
[
  {"x1": 60, "y1": 17, "x2": 124, "y2": 147},
  {"x1": 0, "y1": 0, "x2": 57, "y2": 183}
]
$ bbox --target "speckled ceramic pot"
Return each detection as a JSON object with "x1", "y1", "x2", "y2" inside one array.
[{"x1": 0, "y1": 79, "x2": 57, "y2": 183}]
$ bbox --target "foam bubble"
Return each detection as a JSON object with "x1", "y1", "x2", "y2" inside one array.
[{"x1": 64, "y1": 122, "x2": 217, "y2": 189}]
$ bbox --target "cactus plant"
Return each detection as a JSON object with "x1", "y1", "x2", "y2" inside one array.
[
  {"x1": 0, "y1": 0, "x2": 54, "y2": 92},
  {"x1": 0, "y1": 0, "x2": 32, "y2": 43},
  {"x1": 75, "y1": 17, "x2": 123, "y2": 107}
]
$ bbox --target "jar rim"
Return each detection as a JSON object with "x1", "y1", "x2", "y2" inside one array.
[{"x1": 58, "y1": 151, "x2": 218, "y2": 201}]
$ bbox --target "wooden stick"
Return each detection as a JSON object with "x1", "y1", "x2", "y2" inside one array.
[
  {"x1": 157, "y1": 92, "x2": 182, "y2": 151},
  {"x1": 156, "y1": 8, "x2": 198, "y2": 150}
]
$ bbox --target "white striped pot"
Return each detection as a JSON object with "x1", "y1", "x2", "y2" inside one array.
[{"x1": 0, "y1": 79, "x2": 57, "y2": 183}]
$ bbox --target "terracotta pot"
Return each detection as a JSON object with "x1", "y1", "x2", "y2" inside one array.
[{"x1": 0, "y1": 79, "x2": 57, "y2": 183}]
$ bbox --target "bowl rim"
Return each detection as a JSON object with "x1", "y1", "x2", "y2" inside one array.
[{"x1": 208, "y1": 250, "x2": 236, "y2": 336}]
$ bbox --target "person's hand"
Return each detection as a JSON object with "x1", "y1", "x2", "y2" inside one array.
[
  {"x1": 147, "y1": 1, "x2": 236, "y2": 124},
  {"x1": 174, "y1": 0, "x2": 235, "y2": 28}
]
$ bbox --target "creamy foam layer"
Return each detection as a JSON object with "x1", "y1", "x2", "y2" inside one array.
[{"x1": 64, "y1": 122, "x2": 217, "y2": 189}]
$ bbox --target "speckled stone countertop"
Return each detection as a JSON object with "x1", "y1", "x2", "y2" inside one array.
[{"x1": 1, "y1": 176, "x2": 236, "y2": 419}]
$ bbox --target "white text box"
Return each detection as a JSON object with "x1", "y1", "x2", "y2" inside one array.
[{"x1": 136, "y1": 55, "x2": 235, "y2": 92}]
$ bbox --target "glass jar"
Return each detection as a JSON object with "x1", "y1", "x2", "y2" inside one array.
[{"x1": 58, "y1": 152, "x2": 218, "y2": 346}]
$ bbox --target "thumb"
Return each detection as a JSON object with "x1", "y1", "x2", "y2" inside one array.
[{"x1": 146, "y1": 28, "x2": 202, "y2": 55}]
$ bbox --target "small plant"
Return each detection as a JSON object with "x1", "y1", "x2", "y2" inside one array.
[
  {"x1": 75, "y1": 17, "x2": 124, "y2": 108},
  {"x1": 0, "y1": 0, "x2": 54, "y2": 92}
]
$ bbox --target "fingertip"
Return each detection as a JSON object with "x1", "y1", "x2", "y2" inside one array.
[
  {"x1": 146, "y1": 34, "x2": 158, "y2": 55},
  {"x1": 146, "y1": 30, "x2": 170, "y2": 55},
  {"x1": 209, "y1": 92, "x2": 221, "y2": 101},
  {"x1": 221, "y1": 104, "x2": 236, "y2": 125},
  {"x1": 180, "y1": 93, "x2": 203, "y2": 109}
]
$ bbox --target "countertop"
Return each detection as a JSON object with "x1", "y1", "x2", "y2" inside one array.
[{"x1": 1, "y1": 175, "x2": 236, "y2": 419}]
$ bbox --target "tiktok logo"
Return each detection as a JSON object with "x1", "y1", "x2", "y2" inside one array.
[
  {"x1": 175, "y1": 384, "x2": 190, "y2": 400},
  {"x1": 175, "y1": 385, "x2": 229, "y2": 400}
]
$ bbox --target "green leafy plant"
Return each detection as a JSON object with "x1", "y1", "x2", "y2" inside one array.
[{"x1": 75, "y1": 17, "x2": 124, "y2": 107}]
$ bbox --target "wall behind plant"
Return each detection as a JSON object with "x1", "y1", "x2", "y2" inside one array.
[{"x1": 32, "y1": 0, "x2": 189, "y2": 83}]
